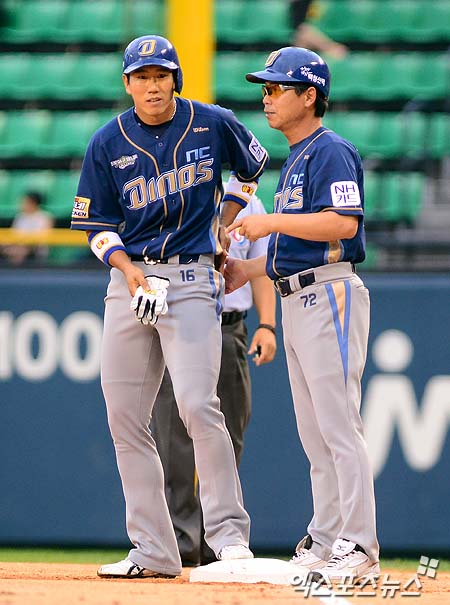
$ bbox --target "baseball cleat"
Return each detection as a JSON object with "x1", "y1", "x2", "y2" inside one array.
[
  {"x1": 97, "y1": 558, "x2": 178, "y2": 579},
  {"x1": 289, "y1": 534, "x2": 327, "y2": 573},
  {"x1": 309, "y1": 538, "x2": 380, "y2": 583},
  {"x1": 217, "y1": 545, "x2": 254, "y2": 560}
]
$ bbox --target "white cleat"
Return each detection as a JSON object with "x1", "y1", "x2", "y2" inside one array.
[
  {"x1": 310, "y1": 538, "x2": 380, "y2": 583},
  {"x1": 217, "y1": 545, "x2": 254, "y2": 561},
  {"x1": 97, "y1": 557, "x2": 177, "y2": 579},
  {"x1": 289, "y1": 534, "x2": 327, "y2": 575}
]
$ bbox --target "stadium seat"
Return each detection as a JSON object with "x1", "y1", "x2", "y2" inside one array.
[
  {"x1": 41, "y1": 112, "x2": 102, "y2": 158},
  {"x1": 256, "y1": 171, "x2": 280, "y2": 212},
  {"x1": 215, "y1": 53, "x2": 267, "y2": 102},
  {"x1": 215, "y1": 0, "x2": 292, "y2": 43},
  {"x1": 129, "y1": 0, "x2": 166, "y2": 39},
  {"x1": 46, "y1": 172, "x2": 80, "y2": 219},
  {"x1": 0, "y1": 0, "x2": 69, "y2": 43},
  {"x1": 0, "y1": 54, "x2": 124, "y2": 101},
  {"x1": 4, "y1": 171, "x2": 56, "y2": 220},
  {"x1": 0, "y1": 111, "x2": 52, "y2": 157},
  {"x1": 0, "y1": 171, "x2": 18, "y2": 220},
  {"x1": 382, "y1": 173, "x2": 425, "y2": 224},
  {"x1": 408, "y1": 0, "x2": 450, "y2": 42},
  {"x1": 362, "y1": 171, "x2": 379, "y2": 222},
  {"x1": 64, "y1": 0, "x2": 124, "y2": 44},
  {"x1": 428, "y1": 114, "x2": 450, "y2": 159},
  {"x1": 317, "y1": 0, "x2": 450, "y2": 43},
  {"x1": 0, "y1": 55, "x2": 31, "y2": 99},
  {"x1": 236, "y1": 111, "x2": 288, "y2": 160}
]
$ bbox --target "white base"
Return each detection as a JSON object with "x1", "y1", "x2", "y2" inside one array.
[{"x1": 189, "y1": 558, "x2": 302, "y2": 585}]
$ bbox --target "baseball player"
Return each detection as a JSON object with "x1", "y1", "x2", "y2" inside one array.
[
  {"x1": 70, "y1": 34, "x2": 268, "y2": 578},
  {"x1": 151, "y1": 189, "x2": 277, "y2": 566},
  {"x1": 224, "y1": 47, "x2": 379, "y2": 582}
]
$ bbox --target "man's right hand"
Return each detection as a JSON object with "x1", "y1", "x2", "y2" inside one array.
[{"x1": 223, "y1": 257, "x2": 250, "y2": 294}]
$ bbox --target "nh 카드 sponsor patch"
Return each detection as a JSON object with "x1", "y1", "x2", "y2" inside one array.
[
  {"x1": 330, "y1": 181, "x2": 361, "y2": 207},
  {"x1": 72, "y1": 196, "x2": 91, "y2": 219}
]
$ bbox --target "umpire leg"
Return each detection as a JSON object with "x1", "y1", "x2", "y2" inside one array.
[
  {"x1": 200, "y1": 316, "x2": 251, "y2": 563},
  {"x1": 151, "y1": 369, "x2": 202, "y2": 565}
]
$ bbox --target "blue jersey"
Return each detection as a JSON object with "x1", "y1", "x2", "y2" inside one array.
[
  {"x1": 71, "y1": 98, "x2": 268, "y2": 259},
  {"x1": 266, "y1": 126, "x2": 365, "y2": 280}
]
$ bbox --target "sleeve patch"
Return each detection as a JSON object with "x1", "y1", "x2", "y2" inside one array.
[
  {"x1": 72, "y1": 196, "x2": 91, "y2": 219},
  {"x1": 249, "y1": 135, "x2": 266, "y2": 162},
  {"x1": 330, "y1": 181, "x2": 361, "y2": 207}
]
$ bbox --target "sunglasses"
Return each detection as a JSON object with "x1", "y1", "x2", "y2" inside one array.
[{"x1": 261, "y1": 83, "x2": 297, "y2": 97}]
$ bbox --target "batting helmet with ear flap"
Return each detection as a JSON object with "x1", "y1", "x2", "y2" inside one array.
[
  {"x1": 246, "y1": 47, "x2": 330, "y2": 98},
  {"x1": 123, "y1": 35, "x2": 183, "y2": 93}
]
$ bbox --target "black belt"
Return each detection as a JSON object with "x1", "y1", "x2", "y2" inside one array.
[
  {"x1": 275, "y1": 263, "x2": 356, "y2": 297},
  {"x1": 222, "y1": 311, "x2": 246, "y2": 325},
  {"x1": 130, "y1": 254, "x2": 201, "y2": 264},
  {"x1": 275, "y1": 271, "x2": 316, "y2": 297}
]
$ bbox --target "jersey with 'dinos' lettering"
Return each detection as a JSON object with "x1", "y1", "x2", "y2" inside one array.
[
  {"x1": 70, "y1": 97, "x2": 268, "y2": 259},
  {"x1": 266, "y1": 126, "x2": 366, "y2": 280}
]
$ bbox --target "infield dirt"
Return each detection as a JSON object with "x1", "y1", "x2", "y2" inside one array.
[{"x1": 0, "y1": 562, "x2": 449, "y2": 604}]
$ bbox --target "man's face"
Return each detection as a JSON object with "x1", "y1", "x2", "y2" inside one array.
[
  {"x1": 123, "y1": 65, "x2": 176, "y2": 125},
  {"x1": 262, "y1": 82, "x2": 311, "y2": 133}
]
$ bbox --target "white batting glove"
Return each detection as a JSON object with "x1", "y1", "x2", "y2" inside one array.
[{"x1": 130, "y1": 275, "x2": 170, "y2": 325}]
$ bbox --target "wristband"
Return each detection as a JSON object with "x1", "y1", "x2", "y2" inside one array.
[
  {"x1": 223, "y1": 174, "x2": 258, "y2": 207},
  {"x1": 257, "y1": 323, "x2": 276, "y2": 335},
  {"x1": 89, "y1": 231, "x2": 126, "y2": 265}
]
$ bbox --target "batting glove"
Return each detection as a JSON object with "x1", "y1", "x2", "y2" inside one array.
[{"x1": 130, "y1": 275, "x2": 170, "y2": 325}]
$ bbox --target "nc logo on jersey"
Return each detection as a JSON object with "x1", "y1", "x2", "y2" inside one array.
[
  {"x1": 249, "y1": 136, "x2": 266, "y2": 162},
  {"x1": 330, "y1": 181, "x2": 361, "y2": 207},
  {"x1": 138, "y1": 40, "x2": 156, "y2": 56}
]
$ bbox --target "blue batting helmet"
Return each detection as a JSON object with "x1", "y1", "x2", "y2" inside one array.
[
  {"x1": 246, "y1": 47, "x2": 330, "y2": 98},
  {"x1": 123, "y1": 35, "x2": 183, "y2": 93}
]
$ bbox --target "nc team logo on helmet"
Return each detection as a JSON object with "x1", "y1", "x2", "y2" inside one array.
[
  {"x1": 265, "y1": 50, "x2": 281, "y2": 68},
  {"x1": 138, "y1": 40, "x2": 157, "y2": 57},
  {"x1": 246, "y1": 46, "x2": 330, "y2": 98},
  {"x1": 122, "y1": 34, "x2": 184, "y2": 93}
]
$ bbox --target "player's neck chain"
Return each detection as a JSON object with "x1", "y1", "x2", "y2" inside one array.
[{"x1": 168, "y1": 99, "x2": 177, "y2": 121}]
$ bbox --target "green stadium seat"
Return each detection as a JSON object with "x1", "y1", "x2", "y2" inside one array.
[
  {"x1": 128, "y1": 0, "x2": 166, "y2": 39},
  {"x1": 328, "y1": 52, "x2": 449, "y2": 102},
  {"x1": 0, "y1": 54, "x2": 124, "y2": 101},
  {"x1": 408, "y1": 0, "x2": 450, "y2": 42},
  {"x1": 256, "y1": 171, "x2": 280, "y2": 212},
  {"x1": 235, "y1": 111, "x2": 288, "y2": 160},
  {"x1": 46, "y1": 172, "x2": 81, "y2": 219},
  {"x1": 315, "y1": 1, "x2": 372, "y2": 42},
  {"x1": 64, "y1": 0, "x2": 124, "y2": 44},
  {"x1": 0, "y1": 55, "x2": 31, "y2": 99},
  {"x1": 0, "y1": 111, "x2": 52, "y2": 157},
  {"x1": 215, "y1": 0, "x2": 292, "y2": 43},
  {"x1": 382, "y1": 173, "x2": 425, "y2": 224},
  {"x1": 75, "y1": 55, "x2": 124, "y2": 100},
  {"x1": 317, "y1": 0, "x2": 450, "y2": 43},
  {"x1": 42, "y1": 112, "x2": 101, "y2": 158},
  {"x1": 5, "y1": 171, "x2": 56, "y2": 220},
  {"x1": 362, "y1": 171, "x2": 379, "y2": 222},
  {"x1": 215, "y1": 53, "x2": 267, "y2": 102},
  {"x1": 1, "y1": 0, "x2": 69, "y2": 43},
  {"x1": 0, "y1": 171, "x2": 18, "y2": 220},
  {"x1": 428, "y1": 114, "x2": 450, "y2": 158}
]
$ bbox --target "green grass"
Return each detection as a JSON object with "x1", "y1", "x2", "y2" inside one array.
[{"x1": 0, "y1": 548, "x2": 449, "y2": 571}]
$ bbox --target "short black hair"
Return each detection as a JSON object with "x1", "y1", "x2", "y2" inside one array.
[
  {"x1": 24, "y1": 191, "x2": 44, "y2": 206},
  {"x1": 294, "y1": 84, "x2": 328, "y2": 118}
]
